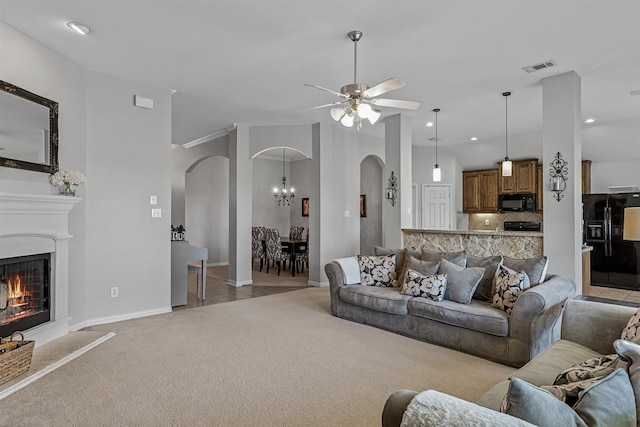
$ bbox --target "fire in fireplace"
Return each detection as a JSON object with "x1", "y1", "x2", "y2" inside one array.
[{"x1": 0, "y1": 254, "x2": 50, "y2": 338}]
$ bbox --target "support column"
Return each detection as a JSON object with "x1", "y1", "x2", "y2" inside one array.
[
  {"x1": 542, "y1": 71, "x2": 582, "y2": 288},
  {"x1": 228, "y1": 124, "x2": 253, "y2": 286},
  {"x1": 384, "y1": 114, "x2": 412, "y2": 248}
]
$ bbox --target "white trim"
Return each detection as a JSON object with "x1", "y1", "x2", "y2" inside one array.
[
  {"x1": 182, "y1": 128, "x2": 230, "y2": 148},
  {"x1": 69, "y1": 307, "x2": 172, "y2": 331},
  {"x1": 227, "y1": 279, "x2": 252, "y2": 287},
  {"x1": 0, "y1": 332, "x2": 116, "y2": 401}
]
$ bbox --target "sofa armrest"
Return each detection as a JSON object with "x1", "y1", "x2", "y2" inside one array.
[
  {"x1": 561, "y1": 298, "x2": 637, "y2": 354},
  {"x1": 508, "y1": 274, "x2": 576, "y2": 364},
  {"x1": 382, "y1": 389, "x2": 419, "y2": 427},
  {"x1": 325, "y1": 261, "x2": 344, "y2": 315}
]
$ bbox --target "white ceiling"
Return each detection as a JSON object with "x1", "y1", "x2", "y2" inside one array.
[{"x1": 1, "y1": 0, "x2": 639, "y2": 168}]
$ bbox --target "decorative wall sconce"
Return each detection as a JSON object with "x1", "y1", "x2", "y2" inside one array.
[
  {"x1": 549, "y1": 152, "x2": 568, "y2": 202},
  {"x1": 386, "y1": 171, "x2": 398, "y2": 206}
]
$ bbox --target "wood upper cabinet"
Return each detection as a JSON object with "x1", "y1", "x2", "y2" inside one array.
[
  {"x1": 462, "y1": 169, "x2": 498, "y2": 213},
  {"x1": 499, "y1": 159, "x2": 538, "y2": 194},
  {"x1": 536, "y1": 164, "x2": 543, "y2": 212}
]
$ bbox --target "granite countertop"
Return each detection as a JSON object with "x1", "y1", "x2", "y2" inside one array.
[{"x1": 402, "y1": 228, "x2": 544, "y2": 238}]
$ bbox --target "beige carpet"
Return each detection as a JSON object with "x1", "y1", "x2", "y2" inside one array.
[{"x1": 0, "y1": 288, "x2": 514, "y2": 426}]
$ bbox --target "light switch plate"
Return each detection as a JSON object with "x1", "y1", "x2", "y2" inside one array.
[
  {"x1": 150, "y1": 195, "x2": 157, "y2": 205},
  {"x1": 344, "y1": 210, "x2": 350, "y2": 217},
  {"x1": 151, "y1": 208, "x2": 162, "y2": 218}
]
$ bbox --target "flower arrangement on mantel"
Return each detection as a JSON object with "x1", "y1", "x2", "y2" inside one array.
[{"x1": 50, "y1": 169, "x2": 86, "y2": 196}]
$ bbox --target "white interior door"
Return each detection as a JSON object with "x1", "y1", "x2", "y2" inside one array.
[{"x1": 422, "y1": 185, "x2": 451, "y2": 230}]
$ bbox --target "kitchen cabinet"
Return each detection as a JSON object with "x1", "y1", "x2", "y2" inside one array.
[
  {"x1": 582, "y1": 160, "x2": 592, "y2": 194},
  {"x1": 462, "y1": 169, "x2": 499, "y2": 213},
  {"x1": 536, "y1": 164, "x2": 543, "y2": 212},
  {"x1": 499, "y1": 159, "x2": 538, "y2": 194}
]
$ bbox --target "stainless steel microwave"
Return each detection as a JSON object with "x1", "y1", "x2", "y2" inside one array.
[{"x1": 499, "y1": 193, "x2": 536, "y2": 212}]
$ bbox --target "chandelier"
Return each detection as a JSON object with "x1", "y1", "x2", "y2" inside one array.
[{"x1": 273, "y1": 148, "x2": 295, "y2": 206}]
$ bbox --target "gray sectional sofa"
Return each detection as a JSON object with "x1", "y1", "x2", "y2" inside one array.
[
  {"x1": 325, "y1": 255, "x2": 576, "y2": 368},
  {"x1": 381, "y1": 299, "x2": 639, "y2": 426}
]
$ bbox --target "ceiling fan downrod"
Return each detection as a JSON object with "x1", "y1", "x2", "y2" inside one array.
[{"x1": 348, "y1": 30, "x2": 362, "y2": 84}]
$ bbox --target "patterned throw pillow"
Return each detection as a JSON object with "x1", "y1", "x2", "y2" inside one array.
[
  {"x1": 622, "y1": 308, "x2": 640, "y2": 342},
  {"x1": 541, "y1": 354, "x2": 620, "y2": 405},
  {"x1": 400, "y1": 269, "x2": 447, "y2": 301},
  {"x1": 492, "y1": 264, "x2": 530, "y2": 315},
  {"x1": 357, "y1": 254, "x2": 396, "y2": 287}
]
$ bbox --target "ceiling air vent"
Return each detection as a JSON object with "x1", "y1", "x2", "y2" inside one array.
[
  {"x1": 630, "y1": 89, "x2": 640, "y2": 96},
  {"x1": 522, "y1": 60, "x2": 557, "y2": 73}
]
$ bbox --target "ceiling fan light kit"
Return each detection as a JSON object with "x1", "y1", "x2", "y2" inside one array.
[{"x1": 306, "y1": 30, "x2": 420, "y2": 129}]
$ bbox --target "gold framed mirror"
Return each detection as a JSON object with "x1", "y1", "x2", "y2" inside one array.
[{"x1": 0, "y1": 80, "x2": 59, "y2": 174}]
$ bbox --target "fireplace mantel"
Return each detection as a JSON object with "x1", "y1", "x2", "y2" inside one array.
[{"x1": 0, "y1": 192, "x2": 81, "y2": 346}]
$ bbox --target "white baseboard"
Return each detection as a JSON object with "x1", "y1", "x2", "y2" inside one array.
[
  {"x1": 227, "y1": 279, "x2": 252, "y2": 287},
  {"x1": 307, "y1": 280, "x2": 328, "y2": 287},
  {"x1": 70, "y1": 307, "x2": 172, "y2": 331}
]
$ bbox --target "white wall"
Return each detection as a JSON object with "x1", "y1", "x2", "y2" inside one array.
[
  {"x1": 85, "y1": 70, "x2": 172, "y2": 321},
  {"x1": 185, "y1": 156, "x2": 229, "y2": 264},
  {"x1": 290, "y1": 158, "x2": 311, "y2": 233},
  {"x1": 591, "y1": 160, "x2": 640, "y2": 193},
  {"x1": 1, "y1": 22, "x2": 173, "y2": 329}
]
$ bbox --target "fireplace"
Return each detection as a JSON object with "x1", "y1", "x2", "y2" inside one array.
[{"x1": 0, "y1": 253, "x2": 51, "y2": 338}]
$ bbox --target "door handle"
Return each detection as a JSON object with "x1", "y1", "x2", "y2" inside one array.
[
  {"x1": 604, "y1": 208, "x2": 610, "y2": 256},
  {"x1": 607, "y1": 207, "x2": 613, "y2": 255}
]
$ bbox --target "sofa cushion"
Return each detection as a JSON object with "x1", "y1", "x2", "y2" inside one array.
[
  {"x1": 511, "y1": 339, "x2": 603, "y2": 386},
  {"x1": 400, "y1": 269, "x2": 447, "y2": 301},
  {"x1": 375, "y1": 247, "x2": 421, "y2": 287},
  {"x1": 621, "y1": 308, "x2": 640, "y2": 342},
  {"x1": 339, "y1": 284, "x2": 411, "y2": 315},
  {"x1": 438, "y1": 258, "x2": 485, "y2": 304},
  {"x1": 614, "y1": 339, "x2": 640, "y2": 424},
  {"x1": 492, "y1": 265, "x2": 530, "y2": 315},
  {"x1": 408, "y1": 298, "x2": 509, "y2": 337},
  {"x1": 502, "y1": 255, "x2": 548, "y2": 286},
  {"x1": 405, "y1": 255, "x2": 440, "y2": 277},
  {"x1": 503, "y1": 370, "x2": 636, "y2": 427},
  {"x1": 467, "y1": 254, "x2": 503, "y2": 301},
  {"x1": 358, "y1": 254, "x2": 396, "y2": 287},
  {"x1": 421, "y1": 249, "x2": 467, "y2": 267}
]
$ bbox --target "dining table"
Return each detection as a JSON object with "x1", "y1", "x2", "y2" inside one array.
[{"x1": 279, "y1": 236, "x2": 307, "y2": 277}]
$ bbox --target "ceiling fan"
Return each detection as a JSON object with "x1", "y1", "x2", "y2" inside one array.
[{"x1": 305, "y1": 30, "x2": 421, "y2": 129}]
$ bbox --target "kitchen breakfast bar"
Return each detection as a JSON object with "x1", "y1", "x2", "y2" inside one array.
[{"x1": 402, "y1": 228, "x2": 544, "y2": 259}]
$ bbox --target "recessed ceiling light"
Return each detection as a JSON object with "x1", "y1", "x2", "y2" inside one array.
[
  {"x1": 584, "y1": 118, "x2": 595, "y2": 124},
  {"x1": 470, "y1": 137, "x2": 478, "y2": 141},
  {"x1": 425, "y1": 122, "x2": 433, "y2": 127},
  {"x1": 67, "y1": 21, "x2": 90, "y2": 35}
]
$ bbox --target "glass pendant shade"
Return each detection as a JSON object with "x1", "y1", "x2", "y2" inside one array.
[
  {"x1": 341, "y1": 112, "x2": 354, "y2": 127},
  {"x1": 367, "y1": 109, "x2": 381, "y2": 124},
  {"x1": 433, "y1": 166, "x2": 441, "y2": 182},
  {"x1": 330, "y1": 106, "x2": 345, "y2": 121},
  {"x1": 502, "y1": 159, "x2": 512, "y2": 177}
]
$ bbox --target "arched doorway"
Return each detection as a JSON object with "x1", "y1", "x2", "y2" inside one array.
[{"x1": 360, "y1": 155, "x2": 383, "y2": 254}]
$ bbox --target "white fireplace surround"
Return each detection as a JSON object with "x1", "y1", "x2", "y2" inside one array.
[{"x1": 0, "y1": 192, "x2": 81, "y2": 347}]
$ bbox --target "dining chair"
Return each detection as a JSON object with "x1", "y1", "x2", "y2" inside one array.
[
  {"x1": 265, "y1": 228, "x2": 289, "y2": 275},
  {"x1": 251, "y1": 226, "x2": 266, "y2": 271},
  {"x1": 289, "y1": 226, "x2": 304, "y2": 240},
  {"x1": 295, "y1": 230, "x2": 309, "y2": 273}
]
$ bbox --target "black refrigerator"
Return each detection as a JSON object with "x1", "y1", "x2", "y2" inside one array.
[{"x1": 583, "y1": 192, "x2": 640, "y2": 290}]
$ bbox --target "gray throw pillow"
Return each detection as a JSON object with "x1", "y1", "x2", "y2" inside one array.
[
  {"x1": 467, "y1": 254, "x2": 503, "y2": 301},
  {"x1": 504, "y1": 370, "x2": 636, "y2": 427},
  {"x1": 405, "y1": 255, "x2": 439, "y2": 276},
  {"x1": 614, "y1": 339, "x2": 640, "y2": 423},
  {"x1": 421, "y1": 249, "x2": 467, "y2": 267},
  {"x1": 502, "y1": 255, "x2": 548, "y2": 285},
  {"x1": 437, "y1": 258, "x2": 484, "y2": 304}
]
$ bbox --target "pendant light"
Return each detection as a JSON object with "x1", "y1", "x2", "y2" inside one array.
[
  {"x1": 273, "y1": 148, "x2": 295, "y2": 206},
  {"x1": 502, "y1": 91, "x2": 512, "y2": 177},
  {"x1": 432, "y1": 108, "x2": 441, "y2": 182}
]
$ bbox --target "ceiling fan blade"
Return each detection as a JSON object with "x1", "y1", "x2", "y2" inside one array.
[
  {"x1": 364, "y1": 78, "x2": 405, "y2": 98},
  {"x1": 373, "y1": 98, "x2": 421, "y2": 110},
  {"x1": 304, "y1": 84, "x2": 348, "y2": 99},
  {"x1": 302, "y1": 101, "x2": 347, "y2": 111}
]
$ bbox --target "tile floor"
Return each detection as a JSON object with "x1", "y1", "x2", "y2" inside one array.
[
  {"x1": 173, "y1": 262, "x2": 308, "y2": 311},
  {"x1": 589, "y1": 286, "x2": 640, "y2": 305}
]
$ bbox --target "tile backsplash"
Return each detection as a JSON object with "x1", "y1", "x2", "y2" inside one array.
[{"x1": 467, "y1": 212, "x2": 543, "y2": 231}]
